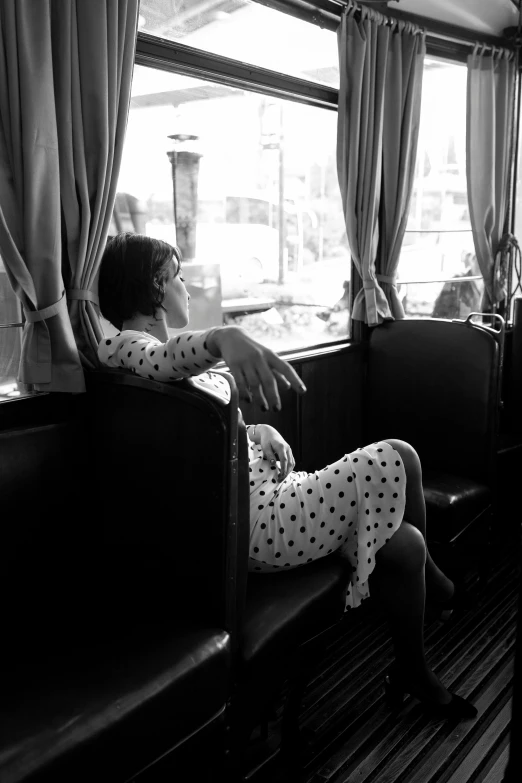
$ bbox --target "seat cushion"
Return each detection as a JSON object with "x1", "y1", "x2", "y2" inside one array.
[
  {"x1": 423, "y1": 470, "x2": 491, "y2": 545},
  {"x1": 0, "y1": 627, "x2": 230, "y2": 783},
  {"x1": 242, "y1": 554, "x2": 352, "y2": 671}
]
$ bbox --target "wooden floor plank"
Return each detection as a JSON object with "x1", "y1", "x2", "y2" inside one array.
[
  {"x1": 478, "y1": 741, "x2": 511, "y2": 783},
  {"x1": 443, "y1": 701, "x2": 512, "y2": 783},
  {"x1": 375, "y1": 651, "x2": 514, "y2": 783},
  {"x1": 252, "y1": 540, "x2": 520, "y2": 783}
]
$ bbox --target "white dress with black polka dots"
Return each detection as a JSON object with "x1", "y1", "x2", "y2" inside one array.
[
  {"x1": 247, "y1": 438, "x2": 406, "y2": 610},
  {"x1": 99, "y1": 330, "x2": 407, "y2": 611}
]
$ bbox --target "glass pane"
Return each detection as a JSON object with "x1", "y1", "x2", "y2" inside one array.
[
  {"x1": 109, "y1": 64, "x2": 350, "y2": 352},
  {"x1": 397, "y1": 58, "x2": 480, "y2": 318},
  {"x1": 0, "y1": 255, "x2": 26, "y2": 399},
  {"x1": 138, "y1": 0, "x2": 340, "y2": 87},
  {"x1": 399, "y1": 277, "x2": 484, "y2": 320}
]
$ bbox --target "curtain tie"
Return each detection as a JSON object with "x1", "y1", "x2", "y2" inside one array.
[
  {"x1": 66, "y1": 288, "x2": 100, "y2": 306},
  {"x1": 364, "y1": 275, "x2": 397, "y2": 290},
  {"x1": 23, "y1": 290, "x2": 68, "y2": 323}
]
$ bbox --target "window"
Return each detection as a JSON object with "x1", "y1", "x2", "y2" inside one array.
[
  {"x1": 138, "y1": 0, "x2": 340, "y2": 87},
  {"x1": 106, "y1": 64, "x2": 351, "y2": 352},
  {"x1": 0, "y1": 255, "x2": 25, "y2": 400},
  {"x1": 397, "y1": 58, "x2": 483, "y2": 320}
]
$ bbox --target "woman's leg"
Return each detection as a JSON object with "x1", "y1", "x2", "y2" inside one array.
[
  {"x1": 369, "y1": 520, "x2": 452, "y2": 703},
  {"x1": 382, "y1": 438, "x2": 454, "y2": 605}
]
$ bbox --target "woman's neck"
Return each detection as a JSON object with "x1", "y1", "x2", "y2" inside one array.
[{"x1": 121, "y1": 312, "x2": 169, "y2": 342}]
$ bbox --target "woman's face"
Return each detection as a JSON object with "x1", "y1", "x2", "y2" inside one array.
[{"x1": 160, "y1": 256, "x2": 190, "y2": 328}]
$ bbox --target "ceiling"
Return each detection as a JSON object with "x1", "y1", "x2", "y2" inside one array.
[
  {"x1": 374, "y1": 0, "x2": 519, "y2": 37},
  {"x1": 139, "y1": 1, "x2": 520, "y2": 41}
]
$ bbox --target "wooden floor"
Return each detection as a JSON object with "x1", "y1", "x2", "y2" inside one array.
[{"x1": 247, "y1": 528, "x2": 521, "y2": 783}]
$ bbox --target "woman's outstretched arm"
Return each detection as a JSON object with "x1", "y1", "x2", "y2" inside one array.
[
  {"x1": 99, "y1": 325, "x2": 306, "y2": 411},
  {"x1": 98, "y1": 328, "x2": 220, "y2": 380}
]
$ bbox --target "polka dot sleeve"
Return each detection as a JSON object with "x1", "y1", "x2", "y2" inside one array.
[{"x1": 98, "y1": 329, "x2": 220, "y2": 382}]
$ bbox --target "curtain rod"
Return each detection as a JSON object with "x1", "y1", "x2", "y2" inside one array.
[{"x1": 252, "y1": 0, "x2": 516, "y2": 50}]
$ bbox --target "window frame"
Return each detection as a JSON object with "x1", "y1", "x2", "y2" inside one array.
[{"x1": 134, "y1": 14, "x2": 487, "y2": 346}]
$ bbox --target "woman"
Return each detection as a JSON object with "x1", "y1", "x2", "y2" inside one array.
[{"x1": 98, "y1": 232, "x2": 477, "y2": 720}]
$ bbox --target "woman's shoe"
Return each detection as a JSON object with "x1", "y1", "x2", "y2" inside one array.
[{"x1": 383, "y1": 671, "x2": 478, "y2": 720}]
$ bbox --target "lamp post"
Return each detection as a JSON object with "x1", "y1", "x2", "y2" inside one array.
[
  {"x1": 166, "y1": 134, "x2": 202, "y2": 262},
  {"x1": 260, "y1": 104, "x2": 286, "y2": 284}
]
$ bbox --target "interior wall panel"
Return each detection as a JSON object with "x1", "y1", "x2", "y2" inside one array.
[
  {"x1": 240, "y1": 345, "x2": 366, "y2": 472},
  {"x1": 298, "y1": 346, "x2": 366, "y2": 473}
]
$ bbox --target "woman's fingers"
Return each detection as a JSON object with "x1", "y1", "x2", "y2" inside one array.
[
  {"x1": 234, "y1": 370, "x2": 253, "y2": 404},
  {"x1": 232, "y1": 360, "x2": 278, "y2": 411},
  {"x1": 241, "y1": 366, "x2": 270, "y2": 410},
  {"x1": 277, "y1": 447, "x2": 294, "y2": 481},
  {"x1": 274, "y1": 370, "x2": 292, "y2": 391},
  {"x1": 277, "y1": 452, "x2": 286, "y2": 480},
  {"x1": 225, "y1": 340, "x2": 306, "y2": 411},
  {"x1": 247, "y1": 356, "x2": 305, "y2": 411},
  {"x1": 270, "y1": 355, "x2": 307, "y2": 396},
  {"x1": 255, "y1": 362, "x2": 282, "y2": 411},
  {"x1": 283, "y1": 448, "x2": 295, "y2": 479}
]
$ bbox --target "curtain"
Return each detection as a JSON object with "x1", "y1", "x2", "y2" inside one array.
[
  {"x1": 467, "y1": 45, "x2": 516, "y2": 313},
  {"x1": 337, "y1": 1, "x2": 425, "y2": 326},
  {"x1": 0, "y1": 0, "x2": 138, "y2": 392}
]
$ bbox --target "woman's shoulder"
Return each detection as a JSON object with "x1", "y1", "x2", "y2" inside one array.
[
  {"x1": 96, "y1": 333, "x2": 230, "y2": 404},
  {"x1": 98, "y1": 331, "x2": 160, "y2": 361}
]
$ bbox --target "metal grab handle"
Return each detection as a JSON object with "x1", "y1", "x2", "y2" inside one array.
[
  {"x1": 462, "y1": 312, "x2": 506, "y2": 412},
  {"x1": 463, "y1": 312, "x2": 506, "y2": 337}
]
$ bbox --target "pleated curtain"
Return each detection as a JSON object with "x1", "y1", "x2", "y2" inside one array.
[
  {"x1": 0, "y1": 0, "x2": 138, "y2": 392},
  {"x1": 466, "y1": 45, "x2": 517, "y2": 312},
  {"x1": 337, "y1": 1, "x2": 425, "y2": 326}
]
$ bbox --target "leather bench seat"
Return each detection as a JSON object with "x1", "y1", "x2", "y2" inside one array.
[
  {"x1": 242, "y1": 555, "x2": 352, "y2": 675},
  {"x1": 0, "y1": 627, "x2": 230, "y2": 783},
  {"x1": 423, "y1": 470, "x2": 491, "y2": 545}
]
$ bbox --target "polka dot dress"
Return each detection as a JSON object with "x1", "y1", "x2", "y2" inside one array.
[{"x1": 248, "y1": 440, "x2": 406, "y2": 611}]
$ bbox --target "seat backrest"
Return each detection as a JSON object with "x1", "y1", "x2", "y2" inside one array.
[
  {"x1": 505, "y1": 297, "x2": 522, "y2": 436},
  {"x1": 85, "y1": 369, "x2": 249, "y2": 643},
  {"x1": 0, "y1": 399, "x2": 91, "y2": 664},
  {"x1": 366, "y1": 318, "x2": 501, "y2": 485}
]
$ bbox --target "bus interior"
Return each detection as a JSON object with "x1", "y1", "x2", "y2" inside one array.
[{"x1": 1, "y1": 1, "x2": 522, "y2": 782}]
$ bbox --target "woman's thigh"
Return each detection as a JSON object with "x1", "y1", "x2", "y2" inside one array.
[
  {"x1": 381, "y1": 439, "x2": 422, "y2": 482},
  {"x1": 249, "y1": 440, "x2": 406, "y2": 572}
]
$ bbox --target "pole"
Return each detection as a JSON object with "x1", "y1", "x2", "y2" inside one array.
[{"x1": 278, "y1": 104, "x2": 286, "y2": 285}]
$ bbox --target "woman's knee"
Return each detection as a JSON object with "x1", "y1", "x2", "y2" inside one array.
[
  {"x1": 376, "y1": 521, "x2": 426, "y2": 572},
  {"x1": 382, "y1": 438, "x2": 422, "y2": 482}
]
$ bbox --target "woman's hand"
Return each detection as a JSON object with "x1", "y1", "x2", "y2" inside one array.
[
  {"x1": 258, "y1": 424, "x2": 295, "y2": 482},
  {"x1": 206, "y1": 326, "x2": 306, "y2": 411}
]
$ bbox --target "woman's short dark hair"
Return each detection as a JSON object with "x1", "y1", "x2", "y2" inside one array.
[{"x1": 98, "y1": 233, "x2": 182, "y2": 330}]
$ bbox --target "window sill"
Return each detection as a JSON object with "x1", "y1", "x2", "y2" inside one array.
[{"x1": 212, "y1": 337, "x2": 362, "y2": 371}]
